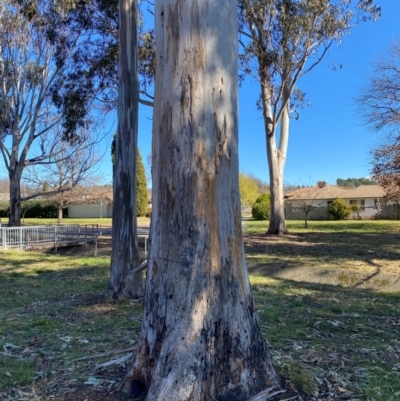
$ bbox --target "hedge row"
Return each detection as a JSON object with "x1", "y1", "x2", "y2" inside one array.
[{"x1": 0, "y1": 200, "x2": 66, "y2": 218}]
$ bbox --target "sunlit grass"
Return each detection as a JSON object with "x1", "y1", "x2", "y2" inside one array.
[
  {"x1": 244, "y1": 218, "x2": 400, "y2": 234},
  {"x1": 1, "y1": 220, "x2": 400, "y2": 400},
  {"x1": 0, "y1": 216, "x2": 150, "y2": 227}
]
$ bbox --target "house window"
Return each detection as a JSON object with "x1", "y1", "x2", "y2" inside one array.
[
  {"x1": 360, "y1": 199, "x2": 365, "y2": 211},
  {"x1": 349, "y1": 200, "x2": 357, "y2": 205}
]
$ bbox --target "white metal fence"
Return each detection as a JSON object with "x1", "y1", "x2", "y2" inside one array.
[{"x1": 0, "y1": 225, "x2": 95, "y2": 249}]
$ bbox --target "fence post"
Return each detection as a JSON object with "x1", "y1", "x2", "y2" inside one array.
[{"x1": 19, "y1": 227, "x2": 23, "y2": 249}]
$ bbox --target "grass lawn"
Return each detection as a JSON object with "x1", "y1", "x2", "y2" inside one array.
[
  {"x1": 0, "y1": 217, "x2": 150, "y2": 227},
  {"x1": 0, "y1": 220, "x2": 399, "y2": 400},
  {"x1": 245, "y1": 218, "x2": 400, "y2": 234}
]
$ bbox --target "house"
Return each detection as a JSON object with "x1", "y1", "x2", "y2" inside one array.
[
  {"x1": 67, "y1": 190, "x2": 113, "y2": 218},
  {"x1": 284, "y1": 182, "x2": 397, "y2": 220},
  {"x1": 284, "y1": 184, "x2": 348, "y2": 220},
  {"x1": 342, "y1": 185, "x2": 387, "y2": 218}
]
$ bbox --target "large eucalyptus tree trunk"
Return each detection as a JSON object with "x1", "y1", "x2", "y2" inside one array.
[
  {"x1": 123, "y1": 0, "x2": 282, "y2": 399},
  {"x1": 261, "y1": 81, "x2": 289, "y2": 235},
  {"x1": 106, "y1": 0, "x2": 144, "y2": 299}
]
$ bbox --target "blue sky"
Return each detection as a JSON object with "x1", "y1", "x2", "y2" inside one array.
[
  {"x1": 129, "y1": 0, "x2": 400, "y2": 188},
  {"x1": 2, "y1": 1, "x2": 396, "y2": 188},
  {"x1": 235, "y1": 0, "x2": 400, "y2": 187}
]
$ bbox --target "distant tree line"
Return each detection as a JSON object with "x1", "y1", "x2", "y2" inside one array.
[
  {"x1": 356, "y1": 40, "x2": 400, "y2": 202},
  {"x1": 336, "y1": 177, "x2": 376, "y2": 188}
]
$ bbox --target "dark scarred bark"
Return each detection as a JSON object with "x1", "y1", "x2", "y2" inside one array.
[{"x1": 106, "y1": 0, "x2": 144, "y2": 299}]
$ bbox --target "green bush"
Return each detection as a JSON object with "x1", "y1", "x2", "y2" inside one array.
[
  {"x1": 0, "y1": 199, "x2": 66, "y2": 219},
  {"x1": 252, "y1": 193, "x2": 271, "y2": 220},
  {"x1": 328, "y1": 198, "x2": 351, "y2": 220},
  {"x1": 0, "y1": 201, "x2": 9, "y2": 218},
  {"x1": 21, "y1": 200, "x2": 59, "y2": 218},
  {"x1": 254, "y1": 193, "x2": 270, "y2": 204},
  {"x1": 252, "y1": 202, "x2": 270, "y2": 220}
]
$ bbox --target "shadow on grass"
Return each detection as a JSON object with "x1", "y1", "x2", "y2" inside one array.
[
  {"x1": 1, "y1": 250, "x2": 400, "y2": 400},
  {"x1": 246, "y1": 232, "x2": 400, "y2": 265}
]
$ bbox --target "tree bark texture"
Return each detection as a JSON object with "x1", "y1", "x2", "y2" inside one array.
[
  {"x1": 9, "y1": 166, "x2": 23, "y2": 227},
  {"x1": 124, "y1": 0, "x2": 282, "y2": 399},
  {"x1": 261, "y1": 82, "x2": 289, "y2": 235},
  {"x1": 107, "y1": 0, "x2": 144, "y2": 299}
]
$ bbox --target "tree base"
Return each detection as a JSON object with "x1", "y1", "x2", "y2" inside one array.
[
  {"x1": 266, "y1": 228, "x2": 289, "y2": 236},
  {"x1": 105, "y1": 273, "x2": 144, "y2": 300}
]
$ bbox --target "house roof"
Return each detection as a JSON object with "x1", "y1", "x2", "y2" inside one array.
[
  {"x1": 285, "y1": 184, "x2": 386, "y2": 201},
  {"x1": 342, "y1": 185, "x2": 385, "y2": 199},
  {"x1": 285, "y1": 185, "x2": 349, "y2": 200}
]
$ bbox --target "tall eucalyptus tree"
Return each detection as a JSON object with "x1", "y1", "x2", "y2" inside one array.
[
  {"x1": 122, "y1": 0, "x2": 282, "y2": 399},
  {"x1": 240, "y1": 0, "x2": 380, "y2": 234},
  {"x1": 106, "y1": 0, "x2": 144, "y2": 299}
]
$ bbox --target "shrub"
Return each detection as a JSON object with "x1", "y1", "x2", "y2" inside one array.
[
  {"x1": 254, "y1": 193, "x2": 270, "y2": 204},
  {"x1": 0, "y1": 201, "x2": 9, "y2": 218},
  {"x1": 328, "y1": 198, "x2": 351, "y2": 220},
  {"x1": 252, "y1": 193, "x2": 271, "y2": 220},
  {"x1": 21, "y1": 200, "x2": 58, "y2": 218},
  {"x1": 252, "y1": 202, "x2": 270, "y2": 220},
  {"x1": 0, "y1": 200, "x2": 63, "y2": 219}
]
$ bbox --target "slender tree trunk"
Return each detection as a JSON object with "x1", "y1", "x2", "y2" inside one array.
[
  {"x1": 106, "y1": 0, "x2": 144, "y2": 299},
  {"x1": 123, "y1": 1, "x2": 282, "y2": 399},
  {"x1": 260, "y1": 82, "x2": 289, "y2": 235},
  {"x1": 58, "y1": 206, "x2": 63, "y2": 224},
  {"x1": 9, "y1": 168, "x2": 22, "y2": 226}
]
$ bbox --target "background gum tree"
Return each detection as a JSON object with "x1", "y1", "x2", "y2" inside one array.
[
  {"x1": 23, "y1": 127, "x2": 103, "y2": 223},
  {"x1": 239, "y1": 0, "x2": 380, "y2": 235},
  {"x1": 106, "y1": 0, "x2": 144, "y2": 300},
  {"x1": 0, "y1": 0, "x2": 117, "y2": 226},
  {"x1": 356, "y1": 40, "x2": 400, "y2": 201},
  {"x1": 123, "y1": 0, "x2": 282, "y2": 399},
  {"x1": 0, "y1": 0, "x2": 75, "y2": 226}
]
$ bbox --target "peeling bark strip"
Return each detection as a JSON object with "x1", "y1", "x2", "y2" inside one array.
[
  {"x1": 124, "y1": 0, "x2": 282, "y2": 399},
  {"x1": 107, "y1": 0, "x2": 144, "y2": 299}
]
